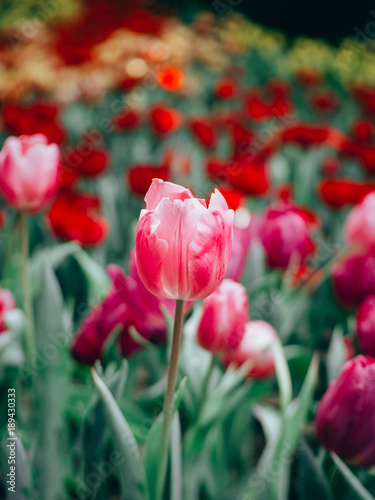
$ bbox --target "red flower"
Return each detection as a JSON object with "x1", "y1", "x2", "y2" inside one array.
[
  {"x1": 0, "y1": 287, "x2": 16, "y2": 333},
  {"x1": 321, "y1": 157, "x2": 341, "y2": 177},
  {"x1": 358, "y1": 146, "x2": 375, "y2": 173},
  {"x1": 112, "y1": 109, "x2": 140, "y2": 130},
  {"x1": 150, "y1": 104, "x2": 183, "y2": 136},
  {"x1": 295, "y1": 69, "x2": 322, "y2": 87},
  {"x1": 47, "y1": 190, "x2": 109, "y2": 247},
  {"x1": 189, "y1": 117, "x2": 217, "y2": 148},
  {"x1": 351, "y1": 119, "x2": 374, "y2": 143},
  {"x1": 65, "y1": 148, "x2": 111, "y2": 178},
  {"x1": 352, "y1": 85, "x2": 375, "y2": 115},
  {"x1": 246, "y1": 90, "x2": 271, "y2": 121},
  {"x1": 214, "y1": 78, "x2": 237, "y2": 99},
  {"x1": 281, "y1": 123, "x2": 330, "y2": 147},
  {"x1": 157, "y1": 66, "x2": 184, "y2": 91},
  {"x1": 309, "y1": 91, "x2": 339, "y2": 113},
  {"x1": 128, "y1": 164, "x2": 170, "y2": 197},
  {"x1": 318, "y1": 179, "x2": 375, "y2": 209},
  {"x1": 3, "y1": 101, "x2": 66, "y2": 144},
  {"x1": 0, "y1": 210, "x2": 5, "y2": 230}
]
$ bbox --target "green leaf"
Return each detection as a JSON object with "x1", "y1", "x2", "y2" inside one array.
[
  {"x1": 73, "y1": 248, "x2": 109, "y2": 303},
  {"x1": 330, "y1": 453, "x2": 375, "y2": 500},
  {"x1": 272, "y1": 339, "x2": 293, "y2": 412},
  {"x1": 144, "y1": 377, "x2": 187, "y2": 500},
  {"x1": 326, "y1": 325, "x2": 346, "y2": 382},
  {"x1": 34, "y1": 263, "x2": 68, "y2": 500},
  {"x1": 91, "y1": 367, "x2": 147, "y2": 500},
  {"x1": 297, "y1": 437, "x2": 334, "y2": 500}
]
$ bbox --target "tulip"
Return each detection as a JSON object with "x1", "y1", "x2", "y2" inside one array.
[
  {"x1": 0, "y1": 134, "x2": 60, "y2": 211},
  {"x1": 226, "y1": 208, "x2": 255, "y2": 281},
  {"x1": 316, "y1": 355, "x2": 375, "y2": 466},
  {"x1": 259, "y1": 202, "x2": 315, "y2": 269},
  {"x1": 197, "y1": 279, "x2": 248, "y2": 354},
  {"x1": 223, "y1": 321, "x2": 278, "y2": 378},
  {"x1": 356, "y1": 296, "x2": 375, "y2": 357},
  {"x1": 135, "y1": 179, "x2": 233, "y2": 301},
  {"x1": 189, "y1": 118, "x2": 217, "y2": 149},
  {"x1": 345, "y1": 193, "x2": 375, "y2": 254},
  {"x1": 214, "y1": 78, "x2": 237, "y2": 99},
  {"x1": 0, "y1": 288, "x2": 16, "y2": 333},
  {"x1": 318, "y1": 178, "x2": 375, "y2": 209},
  {"x1": 332, "y1": 253, "x2": 375, "y2": 308},
  {"x1": 72, "y1": 257, "x2": 175, "y2": 364},
  {"x1": 150, "y1": 104, "x2": 183, "y2": 136}
]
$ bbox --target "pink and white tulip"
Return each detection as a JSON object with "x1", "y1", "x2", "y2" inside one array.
[
  {"x1": 135, "y1": 179, "x2": 233, "y2": 300},
  {"x1": 344, "y1": 192, "x2": 375, "y2": 254},
  {"x1": 0, "y1": 134, "x2": 60, "y2": 211}
]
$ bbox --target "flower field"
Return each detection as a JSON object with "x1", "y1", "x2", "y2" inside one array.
[{"x1": 1, "y1": 1, "x2": 375, "y2": 499}]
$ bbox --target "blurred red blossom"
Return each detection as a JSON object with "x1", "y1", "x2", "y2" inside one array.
[
  {"x1": 0, "y1": 287, "x2": 16, "y2": 334},
  {"x1": 150, "y1": 104, "x2": 183, "y2": 136}
]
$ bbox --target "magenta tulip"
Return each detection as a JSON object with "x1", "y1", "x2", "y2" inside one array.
[
  {"x1": 316, "y1": 355, "x2": 375, "y2": 466},
  {"x1": 0, "y1": 287, "x2": 16, "y2": 333},
  {"x1": 345, "y1": 193, "x2": 375, "y2": 254},
  {"x1": 197, "y1": 279, "x2": 248, "y2": 354},
  {"x1": 226, "y1": 208, "x2": 257, "y2": 282},
  {"x1": 135, "y1": 179, "x2": 233, "y2": 300},
  {"x1": 332, "y1": 253, "x2": 375, "y2": 308},
  {"x1": 259, "y1": 203, "x2": 315, "y2": 269},
  {"x1": 356, "y1": 295, "x2": 375, "y2": 357},
  {"x1": 223, "y1": 320, "x2": 278, "y2": 378},
  {"x1": 72, "y1": 255, "x2": 175, "y2": 364},
  {"x1": 0, "y1": 134, "x2": 60, "y2": 211}
]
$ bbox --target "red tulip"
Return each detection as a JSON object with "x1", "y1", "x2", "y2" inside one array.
[
  {"x1": 281, "y1": 123, "x2": 330, "y2": 147},
  {"x1": 309, "y1": 91, "x2": 339, "y2": 113},
  {"x1": 332, "y1": 253, "x2": 375, "y2": 308},
  {"x1": 65, "y1": 147, "x2": 110, "y2": 178},
  {"x1": 127, "y1": 163, "x2": 170, "y2": 197},
  {"x1": 351, "y1": 119, "x2": 374, "y2": 143},
  {"x1": 316, "y1": 355, "x2": 375, "y2": 466},
  {"x1": 197, "y1": 279, "x2": 248, "y2": 354},
  {"x1": 0, "y1": 134, "x2": 60, "y2": 212},
  {"x1": 189, "y1": 118, "x2": 217, "y2": 149},
  {"x1": 215, "y1": 187, "x2": 245, "y2": 211},
  {"x1": 223, "y1": 321, "x2": 278, "y2": 378},
  {"x1": 150, "y1": 104, "x2": 183, "y2": 136},
  {"x1": 358, "y1": 145, "x2": 375, "y2": 173},
  {"x1": 259, "y1": 202, "x2": 315, "y2": 269},
  {"x1": 295, "y1": 69, "x2": 322, "y2": 87},
  {"x1": 47, "y1": 190, "x2": 109, "y2": 247},
  {"x1": 356, "y1": 296, "x2": 375, "y2": 357},
  {"x1": 157, "y1": 66, "x2": 184, "y2": 91},
  {"x1": 0, "y1": 288, "x2": 16, "y2": 333},
  {"x1": 135, "y1": 179, "x2": 233, "y2": 300},
  {"x1": 112, "y1": 109, "x2": 140, "y2": 130},
  {"x1": 318, "y1": 179, "x2": 375, "y2": 209},
  {"x1": 214, "y1": 78, "x2": 237, "y2": 99}
]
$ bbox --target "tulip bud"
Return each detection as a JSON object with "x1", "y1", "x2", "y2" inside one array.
[
  {"x1": 0, "y1": 288, "x2": 16, "y2": 333},
  {"x1": 0, "y1": 134, "x2": 60, "y2": 211},
  {"x1": 356, "y1": 296, "x2": 375, "y2": 357},
  {"x1": 223, "y1": 320, "x2": 278, "y2": 378},
  {"x1": 344, "y1": 193, "x2": 375, "y2": 254},
  {"x1": 259, "y1": 203, "x2": 315, "y2": 269},
  {"x1": 197, "y1": 279, "x2": 248, "y2": 354},
  {"x1": 316, "y1": 355, "x2": 375, "y2": 466},
  {"x1": 332, "y1": 253, "x2": 375, "y2": 308},
  {"x1": 135, "y1": 179, "x2": 233, "y2": 300}
]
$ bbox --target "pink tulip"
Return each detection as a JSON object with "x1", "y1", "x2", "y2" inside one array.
[
  {"x1": 259, "y1": 202, "x2": 315, "y2": 269},
  {"x1": 316, "y1": 355, "x2": 375, "y2": 466},
  {"x1": 226, "y1": 208, "x2": 258, "y2": 281},
  {"x1": 356, "y1": 295, "x2": 375, "y2": 357},
  {"x1": 72, "y1": 253, "x2": 176, "y2": 365},
  {"x1": 0, "y1": 287, "x2": 16, "y2": 333},
  {"x1": 135, "y1": 179, "x2": 233, "y2": 300},
  {"x1": 332, "y1": 252, "x2": 375, "y2": 308},
  {"x1": 223, "y1": 320, "x2": 278, "y2": 378},
  {"x1": 344, "y1": 193, "x2": 375, "y2": 254},
  {"x1": 0, "y1": 134, "x2": 60, "y2": 211},
  {"x1": 197, "y1": 279, "x2": 248, "y2": 354}
]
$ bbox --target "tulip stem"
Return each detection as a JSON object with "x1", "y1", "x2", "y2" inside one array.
[
  {"x1": 20, "y1": 211, "x2": 35, "y2": 366},
  {"x1": 197, "y1": 354, "x2": 216, "y2": 422},
  {"x1": 157, "y1": 299, "x2": 185, "y2": 500}
]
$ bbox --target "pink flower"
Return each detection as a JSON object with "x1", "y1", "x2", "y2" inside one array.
[
  {"x1": 259, "y1": 202, "x2": 315, "y2": 269},
  {"x1": 0, "y1": 288, "x2": 16, "y2": 333},
  {"x1": 316, "y1": 355, "x2": 375, "y2": 466},
  {"x1": 135, "y1": 179, "x2": 233, "y2": 300},
  {"x1": 71, "y1": 254, "x2": 176, "y2": 365},
  {"x1": 223, "y1": 320, "x2": 278, "y2": 378},
  {"x1": 356, "y1": 295, "x2": 375, "y2": 357},
  {"x1": 0, "y1": 134, "x2": 60, "y2": 211},
  {"x1": 197, "y1": 279, "x2": 248, "y2": 354},
  {"x1": 344, "y1": 193, "x2": 375, "y2": 254},
  {"x1": 332, "y1": 253, "x2": 375, "y2": 308}
]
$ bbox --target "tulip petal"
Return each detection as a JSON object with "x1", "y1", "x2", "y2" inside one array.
[{"x1": 145, "y1": 178, "x2": 194, "y2": 210}]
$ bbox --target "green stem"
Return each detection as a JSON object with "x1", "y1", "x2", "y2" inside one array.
[
  {"x1": 197, "y1": 354, "x2": 216, "y2": 422},
  {"x1": 20, "y1": 211, "x2": 35, "y2": 366},
  {"x1": 156, "y1": 299, "x2": 185, "y2": 500}
]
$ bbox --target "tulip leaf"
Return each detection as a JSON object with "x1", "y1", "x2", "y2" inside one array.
[
  {"x1": 330, "y1": 454, "x2": 375, "y2": 500},
  {"x1": 144, "y1": 377, "x2": 187, "y2": 500},
  {"x1": 91, "y1": 367, "x2": 148, "y2": 500},
  {"x1": 170, "y1": 412, "x2": 182, "y2": 500},
  {"x1": 272, "y1": 339, "x2": 293, "y2": 412},
  {"x1": 326, "y1": 325, "x2": 346, "y2": 382}
]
